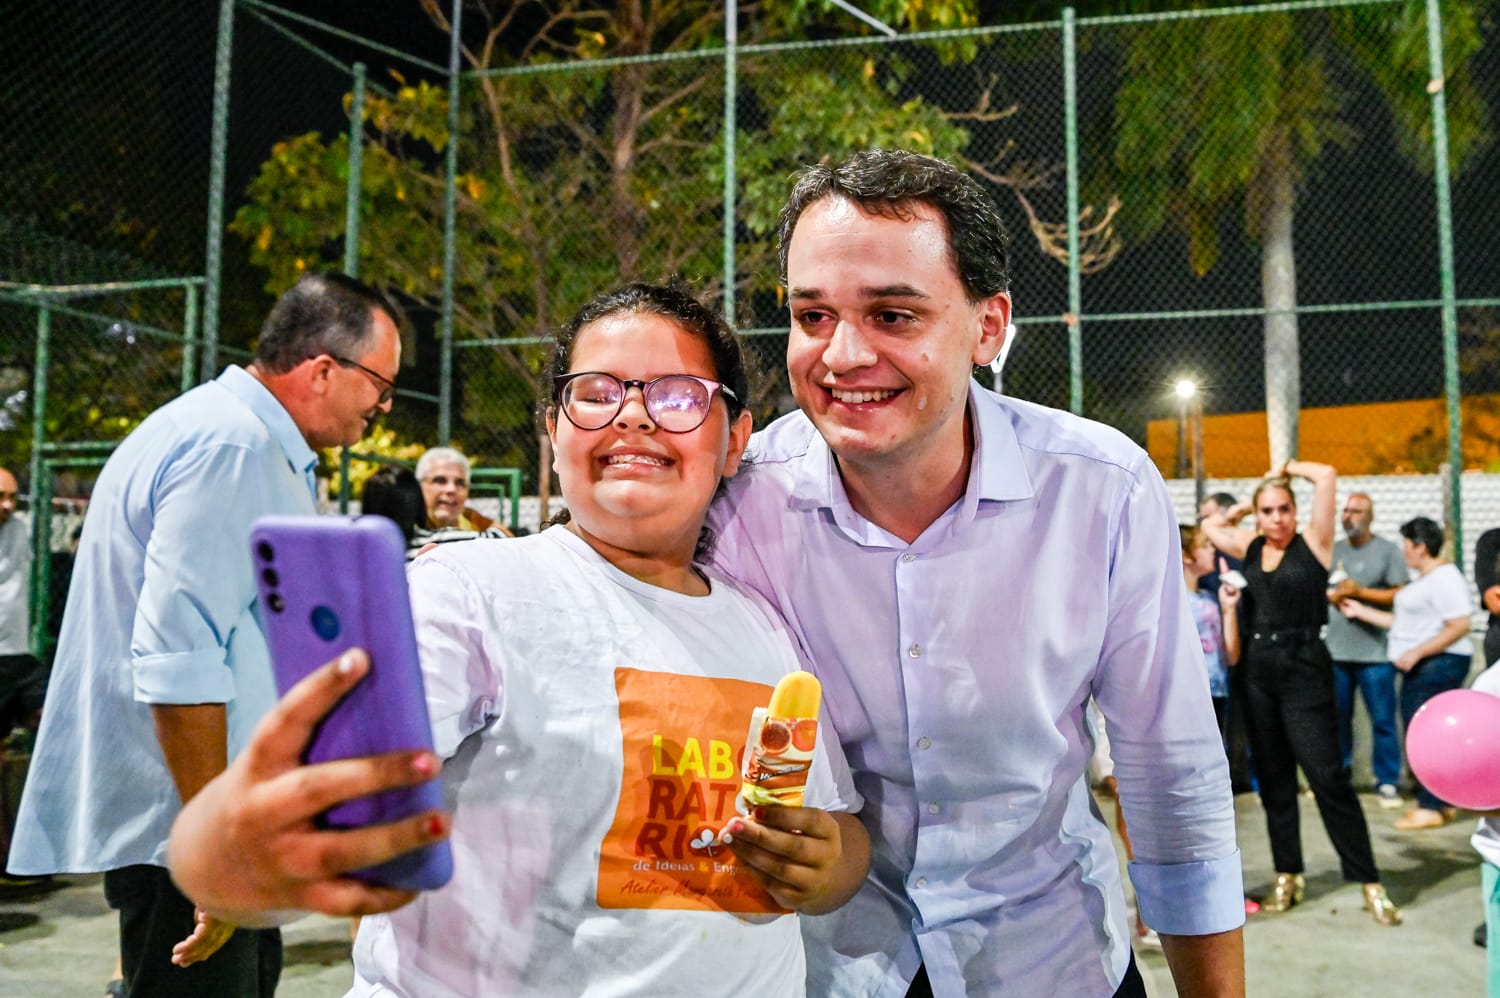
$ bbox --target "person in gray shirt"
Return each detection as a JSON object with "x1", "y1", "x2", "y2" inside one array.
[{"x1": 1324, "y1": 492, "x2": 1408, "y2": 808}]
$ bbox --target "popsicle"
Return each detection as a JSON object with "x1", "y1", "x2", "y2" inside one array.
[{"x1": 738, "y1": 671, "x2": 822, "y2": 810}]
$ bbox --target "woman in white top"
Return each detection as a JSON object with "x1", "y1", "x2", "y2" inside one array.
[{"x1": 1341, "y1": 516, "x2": 1474, "y2": 830}]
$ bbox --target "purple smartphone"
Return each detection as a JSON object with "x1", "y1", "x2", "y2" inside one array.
[{"x1": 250, "y1": 514, "x2": 453, "y2": 891}]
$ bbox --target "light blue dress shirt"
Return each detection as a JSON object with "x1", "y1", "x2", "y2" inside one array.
[
  {"x1": 10, "y1": 366, "x2": 317, "y2": 874},
  {"x1": 711, "y1": 382, "x2": 1243, "y2": 997}
]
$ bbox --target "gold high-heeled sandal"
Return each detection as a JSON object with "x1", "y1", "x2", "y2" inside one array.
[
  {"x1": 1362, "y1": 884, "x2": 1402, "y2": 926},
  {"x1": 1262, "y1": 872, "x2": 1305, "y2": 912}
]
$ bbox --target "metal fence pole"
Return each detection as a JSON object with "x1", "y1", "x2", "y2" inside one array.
[
  {"x1": 344, "y1": 63, "x2": 367, "y2": 277},
  {"x1": 181, "y1": 283, "x2": 200, "y2": 394},
  {"x1": 722, "y1": 3, "x2": 738, "y2": 326},
  {"x1": 438, "y1": 0, "x2": 464, "y2": 445},
  {"x1": 1062, "y1": 7, "x2": 1083, "y2": 416},
  {"x1": 202, "y1": 0, "x2": 237, "y2": 383},
  {"x1": 340, "y1": 61, "x2": 368, "y2": 513},
  {"x1": 1426, "y1": 0, "x2": 1462, "y2": 556},
  {"x1": 27, "y1": 306, "x2": 51, "y2": 658}
]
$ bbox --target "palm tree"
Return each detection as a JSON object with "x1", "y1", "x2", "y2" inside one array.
[{"x1": 1107, "y1": 1, "x2": 1487, "y2": 465}]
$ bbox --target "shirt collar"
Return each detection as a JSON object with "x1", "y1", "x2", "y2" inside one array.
[
  {"x1": 787, "y1": 381, "x2": 1035, "y2": 520},
  {"x1": 215, "y1": 365, "x2": 319, "y2": 481}
]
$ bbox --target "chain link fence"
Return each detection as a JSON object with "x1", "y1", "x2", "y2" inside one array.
[{"x1": 5, "y1": 0, "x2": 1498, "y2": 659}]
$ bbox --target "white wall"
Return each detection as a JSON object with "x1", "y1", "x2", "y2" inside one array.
[{"x1": 1167, "y1": 472, "x2": 1500, "y2": 628}]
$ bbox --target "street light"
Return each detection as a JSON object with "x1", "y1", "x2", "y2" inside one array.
[{"x1": 1173, "y1": 378, "x2": 1205, "y2": 509}]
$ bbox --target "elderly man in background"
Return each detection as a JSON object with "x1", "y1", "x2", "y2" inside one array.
[{"x1": 414, "y1": 447, "x2": 509, "y2": 546}]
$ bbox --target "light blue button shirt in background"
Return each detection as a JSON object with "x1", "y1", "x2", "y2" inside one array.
[
  {"x1": 712, "y1": 381, "x2": 1243, "y2": 997},
  {"x1": 10, "y1": 365, "x2": 317, "y2": 874}
]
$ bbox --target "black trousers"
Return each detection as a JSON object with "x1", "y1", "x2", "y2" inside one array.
[
  {"x1": 1225, "y1": 666, "x2": 1256, "y2": 793},
  {"x1": 104, "y1": 864, "x2": 281, "y2": 998},
  {"x1": 905, "y1": 954, "x2": 1148, "y2": 997},
  {"x1": 1241, "y1": 640, "x2": 1379, "y2": 883}
]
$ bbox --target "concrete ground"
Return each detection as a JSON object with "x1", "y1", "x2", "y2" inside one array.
[{"x1": 0, "y1": 789, "x2": 1488, "y2": 995}]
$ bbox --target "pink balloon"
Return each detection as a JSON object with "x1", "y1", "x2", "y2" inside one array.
[{"x1": 1406, "y1": 688, "x2": 1500, "y2": 811}]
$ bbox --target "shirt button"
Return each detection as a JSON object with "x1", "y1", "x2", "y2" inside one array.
[
  {"x1": 908, "y1": 644, "x2": 922, "y2": 658},
  {"x1": 916, "y1": 877, "x2": 928, "y2": 889},
  {"x1": 901, "y1": 553, "x2": 917, "y2": 563},
  {"x1": 927, "y1": 802, "x2": 940, "y2": 815},
  {"x1": 917, "y1": 736, "x2": 931, "y2": 750}
]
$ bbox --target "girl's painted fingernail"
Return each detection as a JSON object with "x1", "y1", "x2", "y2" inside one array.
[
  {"x1": 412, "y1": 753, "x2": 438, "y2": 777},
  {"x1": 426, "y1": 814, "x2": 446, "y2": 838}
]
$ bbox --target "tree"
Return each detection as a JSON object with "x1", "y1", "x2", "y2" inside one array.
[
  {"x1": 230, "y1": 0, "x2": 1118, "y2": 477},
  {"x1": 1106, "y1": 1, "x2": 1488, "y2": 466}
]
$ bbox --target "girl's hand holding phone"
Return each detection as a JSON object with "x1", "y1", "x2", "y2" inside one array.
[{"x1": 167, "y1": 651, "x2": 451, "y2": 928}]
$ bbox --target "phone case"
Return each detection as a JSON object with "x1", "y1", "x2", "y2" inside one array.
[{"x1": 250, "y1": 514, "x2": 453, "y2": 891}]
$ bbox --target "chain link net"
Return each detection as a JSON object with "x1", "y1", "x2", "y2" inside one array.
[{"x1": 6, "y1": 0, "x2": 1500, "y2": 634}]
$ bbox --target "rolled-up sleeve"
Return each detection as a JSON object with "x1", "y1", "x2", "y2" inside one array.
[
  {"x1": 130, "y1": 443, "x2": 268, "y2": 704},
  {"x1": 1094, "y1": 457, "x2": 1245, "y2": 936}
]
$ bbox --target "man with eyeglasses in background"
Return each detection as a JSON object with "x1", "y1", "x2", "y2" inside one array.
[{"x1": 9, "y1": 272, "x2": 402, "y2": 998}]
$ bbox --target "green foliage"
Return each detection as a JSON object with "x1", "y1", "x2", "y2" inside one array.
[
  {"x1": 767, "y1": 0, "x2": 978, "y2": 34},
  {"x1": 228, "y1": 0, "x2": 985, "y2": 467},
  {"x1": 737, "y1": 53, "x2": 971, "y2": 246},
  {"x1": 1105, "y1": 1, "x2": 1489, "y2": 273}
]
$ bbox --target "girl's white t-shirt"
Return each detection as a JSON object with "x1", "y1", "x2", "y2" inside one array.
[
  {"x1": 1387, "y1": 562, "x2": 1474, "y2": 660},
  {"x1": 349, "y1": 527, "x2": 859, "y2": 998}
]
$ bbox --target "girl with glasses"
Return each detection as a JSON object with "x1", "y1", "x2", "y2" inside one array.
[{"x1": 167, "y1": 283, "x2": 870, "y2": 996}]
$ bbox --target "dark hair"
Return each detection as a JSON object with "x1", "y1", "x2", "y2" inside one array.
[
  {"x1": 254, "y1": 272, "x2": 404, "y2": 375},
  {"x1": 1179, "y1": 523, "x2": 1204, "y2": 554},
  {"x1": 540, "y1": 281, "x2": 755, "y2": 560},
  {"x1": 1206, "y1": 491, "x2": 1238, "y2": 510},
  {"x1": 542, "y1": 281, "x2": 752, "y2": 425},
  {"x1": 1399, "y1": 516, "x2": 1444, "y2": 558},
  {"x1": 360, "y1": 467, "x2": 424, "y2": 544},
  {"x1": 776, "y1": 149, "x2": 1011, "y2": 305}
]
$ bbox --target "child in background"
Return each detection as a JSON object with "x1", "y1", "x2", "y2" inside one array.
[
  {"x1": 1180, "y1": 524, "x2": 1259, "y2": 916},
  {"x1": 1181, "y1": 524, "x2": 1241, "y2": 742}
]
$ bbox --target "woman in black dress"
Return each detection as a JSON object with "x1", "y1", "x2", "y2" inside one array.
[{"x1": 1201, "y1": 459, "x2": 1400, "y2": 926}]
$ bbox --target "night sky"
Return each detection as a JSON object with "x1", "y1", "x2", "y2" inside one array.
[{"x1": 5, "y1": 0, "x2": 1498, "y2": 431}]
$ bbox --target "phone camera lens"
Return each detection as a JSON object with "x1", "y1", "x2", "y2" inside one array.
[
  {"x1": 310, "y1": 605, "x2": 341, "y2": 642},
  {"x1": 262, "y1": 568, "x2": 279, "y2": 588},
  {"x1": 257, "y1": 541, "x2": 275, "y2": 562},
  {"x1": 268, "y1": 593, "x2": 285, "y2": 613}
]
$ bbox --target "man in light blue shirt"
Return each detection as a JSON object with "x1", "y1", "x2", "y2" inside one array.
[
  {"x1": 713, "y1": 150, "x2": 1244, "y2": 997},
  {"x1": 9, "y1": 273, "x2": 402, "y2": 998}
]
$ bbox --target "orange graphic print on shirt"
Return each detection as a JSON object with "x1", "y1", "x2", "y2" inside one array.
[{"x1": 597, "y1": 667, "x2": 786, "y2": 914}]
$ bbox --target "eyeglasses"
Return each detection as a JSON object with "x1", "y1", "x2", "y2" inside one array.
[
  {"x1": 330, "y1": 355, "x2": 397, "y2": 404},
  {"x1": 553, "y1": 371, "x2": 737, "y2": 434}
]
